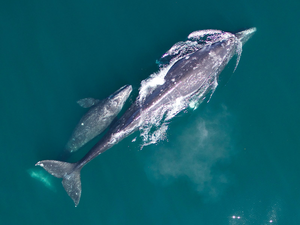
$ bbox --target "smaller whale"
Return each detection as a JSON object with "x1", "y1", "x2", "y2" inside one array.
[{"x1": 65, "y1": 85, "x2": 132, "y2": 153}]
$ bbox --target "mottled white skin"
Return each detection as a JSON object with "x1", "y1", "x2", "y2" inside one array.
[{"x1": 65, "y1": 85, "x2": 132, "y2": 153}]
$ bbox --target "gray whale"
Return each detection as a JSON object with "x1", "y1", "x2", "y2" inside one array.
[
  {"x1": 36, "y1": 28, "x2": 256, "y2": 206},
  {"x1": 65, "y1": 85, "x2": 132, "y2": 153}
]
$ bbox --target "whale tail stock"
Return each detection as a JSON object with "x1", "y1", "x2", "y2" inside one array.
[{"x1": 35, "y1": 160, "x2": 82, "y2": 207}]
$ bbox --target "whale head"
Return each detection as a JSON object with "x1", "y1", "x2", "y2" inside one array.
[
  {"x1": 235, "y1": 27, "x2": 257, "y2": 46},
  {"x1": 108, "y1": 84, "x2": 132, "y2": 110}
]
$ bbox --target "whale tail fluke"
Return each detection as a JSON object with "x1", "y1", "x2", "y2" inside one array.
[{"x1": 35, "y1": 160, "x2": 82, "y2": 207}]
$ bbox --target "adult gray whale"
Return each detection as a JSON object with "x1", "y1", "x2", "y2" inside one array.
[
  {"x1": 36, "y1": 27, "x2": 256, "y2": 206},
  {"x1": 65, "y1": 85, "x2": 132, "y2": 153}
]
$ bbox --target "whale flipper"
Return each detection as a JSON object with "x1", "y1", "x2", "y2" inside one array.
[
  {"x1": 77, "y1": 98, "x2": 101, "y2": 108},
  {"x1": 35, "y1": 160, "x2": 82, "y2": 207}
]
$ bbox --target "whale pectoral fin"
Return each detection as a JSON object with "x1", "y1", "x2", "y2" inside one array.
[{"x1": 77, "y1": 98, "x2": 101, "y2": 108}]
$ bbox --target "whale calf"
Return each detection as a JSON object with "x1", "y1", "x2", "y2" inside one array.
[
  {"x1": 65, "y1": 85, "x2": 132, "y2": 153},
  {"x1": 36, "y1": 28, "x2": 256, "y2": 206}
]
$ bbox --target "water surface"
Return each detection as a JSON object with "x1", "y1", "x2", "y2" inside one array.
[{"x1": 1, "y1": 0, "x2": 300, "y2": 224}]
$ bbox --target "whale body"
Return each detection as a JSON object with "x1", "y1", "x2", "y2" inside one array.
[
  {"x1": 36, "y1": 28, "x2": 256, "y2": 206},
  {"x1": 65, "y1": 85, "x2": 132, "y2": 153}
]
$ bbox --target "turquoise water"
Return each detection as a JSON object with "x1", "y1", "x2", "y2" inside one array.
[{"x1": 1, "y1": 0, "x2": 300, "y2": 224}]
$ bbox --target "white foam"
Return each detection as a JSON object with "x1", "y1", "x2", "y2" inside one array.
[
  {"x1": 138, "y1": 64, "x2": 170, "y2": 105},
  {"x1": 137, "y1": 29, "x2": 242, "y2": 147}
]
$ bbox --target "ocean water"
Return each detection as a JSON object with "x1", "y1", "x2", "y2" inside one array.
[{"x1": 1, "y1": 0, "x2": 300, "y2": 224}]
